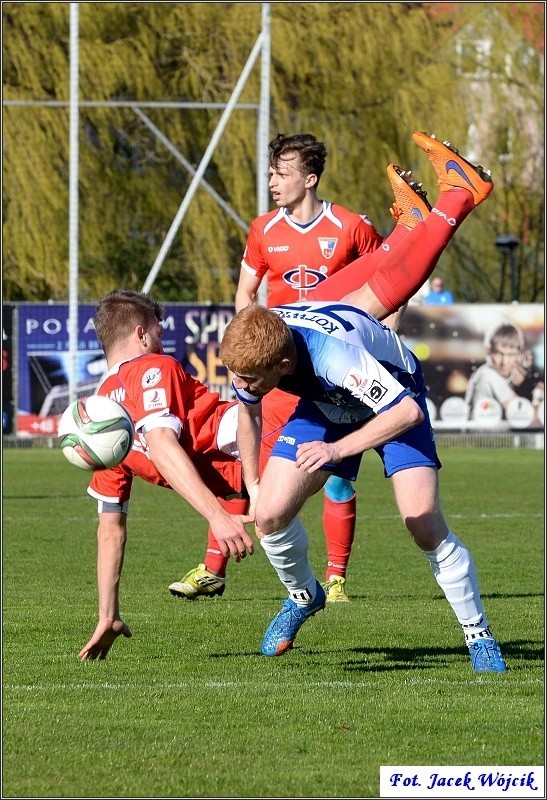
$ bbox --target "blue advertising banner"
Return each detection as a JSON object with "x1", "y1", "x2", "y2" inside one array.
[
  {"x1": 3, "y1": 303, "x2": 15, "y2": 434},
  {"x1": 15, "y1": 303, "x2": 236, "y2": 435},
  {"x1": 10, "y1": 302, "x2": 544, "y2": 436}
]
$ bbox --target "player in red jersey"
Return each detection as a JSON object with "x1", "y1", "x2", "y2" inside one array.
[
  {"x1": 169, "y1": 133, "x2": 385, "y2": 603},
  {"x1": 235, "y1": 134, "x2": 382, "y2": 308},
  {"x1": 78, "y1": 290, "x2": 256, "y2": 660},
  {"x1": 80, "y1": 289, "x2": 302, "y2": 659}
]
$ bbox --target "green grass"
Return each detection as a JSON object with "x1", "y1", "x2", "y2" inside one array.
[{"x1": 3, "y1": 447, "x2": 544, "y2": 798}]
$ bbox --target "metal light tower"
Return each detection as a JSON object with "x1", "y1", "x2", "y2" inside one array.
[{"x1": 495, "y1": 233, "x2": 520, "y2": 302}]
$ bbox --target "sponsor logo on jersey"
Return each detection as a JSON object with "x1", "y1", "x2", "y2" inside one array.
[
  {"x1": 143, "y1": 387, "x2": 168, "y2": 411},
  {"x1": 367, "y1": 380, "x2": 388, "y2": 403},
  {"x1": 142, "y1": 367, "x2": 162, "y2": 388},
  {"x1": 267, "y1": 245, "x2": 290, "y2": 253},
  {"x1": 282, "y1": 265, "x2": 329, "y2": 295},
  {"x1": 346, "y1": 371, "x2": 369, "y2": 390},
  {"x1": 342, "y1": 369, "x2": 387, "y2": 404},
  {"x1": 318, "y1": 237, "x2": 338, "y2": 258}
]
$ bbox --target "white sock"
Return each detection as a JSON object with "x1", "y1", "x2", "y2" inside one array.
[
  {"x1": 423, "y1": 531, "x2": 491, "y2": 640},
  {"x1": 260, "y1": 517, "x2": 317, "y2": 606}
]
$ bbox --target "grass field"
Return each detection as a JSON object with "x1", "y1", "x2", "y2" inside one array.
[{"x1": 3, "y1": 446, "x2": 544, "y2": 798}]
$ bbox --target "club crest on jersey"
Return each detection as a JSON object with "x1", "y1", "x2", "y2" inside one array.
[
  {"x1": 142, "y1": 367, "x2": 162, "y2": 389},
  {"x1": 342, "y1": 369, "x2": 387, "y2": 405},
  {"x1": 318, "y1": 237, "x2": 338, "y2": 258},
  {"x1": 282, "y1": 265, "x2": 328, "y2": 293}
]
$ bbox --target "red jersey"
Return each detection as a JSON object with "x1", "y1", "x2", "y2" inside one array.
[
  {"x1": 241, "y1": 201, "x2": 383, "y2": 306},
  {"x1": 88, "y1": 354, "x2": 242, "y2": 505}
]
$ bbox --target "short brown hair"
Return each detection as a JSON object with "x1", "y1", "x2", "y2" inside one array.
[
  {"x1": 269, "y1": 132, "x2": 327, "y2": 183},
  {"x1": 220, "y1": 305, "x2": 295, "y2": 374},
  {"x1": 94, "y1": 290, "x2": 163, "y2": 356}
]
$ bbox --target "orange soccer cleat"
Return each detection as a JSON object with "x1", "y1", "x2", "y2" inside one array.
[
  {"x1": 387, "y1": 164, "x2": 431, "y2": 229},
  {"x1": 412, "y1": 131, "x2": 494, "y2": 206}
]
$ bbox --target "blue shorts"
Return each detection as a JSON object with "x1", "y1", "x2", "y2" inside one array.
[{"x1": 270, "y1": 394, "x2": 441, "y2": 480}]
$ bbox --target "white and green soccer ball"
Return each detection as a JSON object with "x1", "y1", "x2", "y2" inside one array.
[{"x1": 58, "y1": 395, "x2": 135, "y2": 471}]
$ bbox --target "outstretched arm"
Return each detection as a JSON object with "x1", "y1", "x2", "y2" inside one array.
[
  {"x1": 145, "y1": 426, "x2": 254, "y2": 560},
  {"x1": 78, "y1": 511, "x2": 132, "y2": 661}
]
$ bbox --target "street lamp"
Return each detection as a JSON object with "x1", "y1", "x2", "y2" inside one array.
[{"x1": 495, "y1": 234, "x2": 519, "y2": 302}]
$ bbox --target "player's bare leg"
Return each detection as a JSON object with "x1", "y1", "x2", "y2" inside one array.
[{"x1": 390, "y1": 465, "x2": 506, "y2": 672}]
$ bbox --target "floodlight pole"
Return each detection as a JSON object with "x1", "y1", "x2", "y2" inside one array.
[
  {"x1": 256, "y1": 2, "x2": 271, "y2": 306},
  {"x1": 67, "y1": 2, "x2": 79, "y2": 405},
  {"x1": 495, "y1": 233, "x2": 520, "y2": 302}
]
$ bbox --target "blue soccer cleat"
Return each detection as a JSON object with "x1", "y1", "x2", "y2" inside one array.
[
  {"x1": 467, "y1": 636, "x2": 507, "y2": 672},
  {"x1": 261, "y1": 581, "x2": 326, "y2": 656}
]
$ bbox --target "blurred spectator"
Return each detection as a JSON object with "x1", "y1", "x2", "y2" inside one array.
[
  {"x1": 423, "y1": 275, "x2": 455, "y2": 305},
  {"x1": 408, "y1": 278, "x2": 431, "y2": 305}
]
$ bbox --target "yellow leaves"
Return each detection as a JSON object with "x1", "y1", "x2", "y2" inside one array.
[{"x1": 3, "y1": 2, "x2": 543, "y2": 302}]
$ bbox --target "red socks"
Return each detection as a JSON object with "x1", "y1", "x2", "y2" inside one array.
[
  {"x1": 203, "y1": 496, "x2": 248, "y2": 577},
  {"x1": 313, "y1": 188, "x2": 475, "y2": 312},
  {"x1": 322, "y1": 494, "x2": 357, "y2": 580},
  {"x1": 368, "y1": 189, "x2": 475, "y2": 313}
]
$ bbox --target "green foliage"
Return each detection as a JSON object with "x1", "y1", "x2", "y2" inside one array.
[
  {"x1": 2, "y1": 2, "x2": 544, "y2": 302},
  {"x1": 2, "y1": 446, "x2": 544, "y2": 796}
]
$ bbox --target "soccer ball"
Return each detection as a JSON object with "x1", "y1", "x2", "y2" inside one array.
[{"x1": 58, "y1": 395, "x2": 135, "y2": 471}]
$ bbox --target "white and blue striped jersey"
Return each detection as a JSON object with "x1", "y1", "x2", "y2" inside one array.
[{"x1": 234, "y1": 301, "x2": 425, "y2": 425}]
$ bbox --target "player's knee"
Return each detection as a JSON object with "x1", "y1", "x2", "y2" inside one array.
[
  {"x1": 256, "y1": 501, "x2": 292, "y2": 535},
  {"x1": 403, "y1": 513, "x2": 448, "y2": 552},
  {"x1": 324, "y1": 475, "x2": 355, "y2": 503}
]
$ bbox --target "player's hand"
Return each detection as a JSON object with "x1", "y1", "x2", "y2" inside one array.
[
  {"x1": 295, "y1": 440, "x2": 341, "y2": 473},
  {"x1": 210, "y1": 511, "x2": 255, "y2": 562},
  {"x1": 78, "y1": 618, "x2": 132, "y2": 661}
]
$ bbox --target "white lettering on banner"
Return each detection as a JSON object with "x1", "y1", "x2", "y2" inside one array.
[
  {"x1": 23, "y1": 313, "x2": 169, "y2": 340},
  {"x1": 184, "y1": 309, "x2": 234, "y2": 344},
  {"x1": 25, "y1": 316, "x2": 97, "y2": 337},
  {"x1": 379, "y1": 766, "x2": 544, "y2": 798},
  {"x1": 161, "y1": 315, "x2": 175, "y2": 332}
]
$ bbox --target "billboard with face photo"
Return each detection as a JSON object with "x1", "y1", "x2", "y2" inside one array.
[{"x1": 398, "y1": 304, "x2": 544, "y2": 431}]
